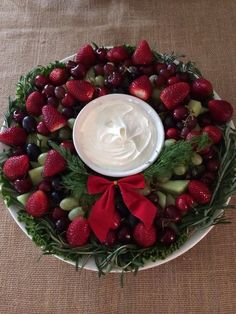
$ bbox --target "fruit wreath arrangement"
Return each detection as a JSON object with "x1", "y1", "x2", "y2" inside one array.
[{"x1": 0, "y1": 40, "x2": 236, "y2": 275}]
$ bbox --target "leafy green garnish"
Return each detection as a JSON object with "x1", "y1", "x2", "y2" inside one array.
[{"x1": 16, "y1": 61, "x2": 65, "y2": 106}]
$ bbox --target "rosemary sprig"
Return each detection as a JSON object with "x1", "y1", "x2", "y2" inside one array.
[
  {"x1": 48, "y1": 141, "x2": 93, "y2": 203},
  {"x1": 16, "y1": 61, "x2": 65, "y2": 106}
]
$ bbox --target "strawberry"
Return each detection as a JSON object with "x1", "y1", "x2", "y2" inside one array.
[
  {"x1": 66, "y1": 80, "x2": 95, "y2": 102},
  {"x1": 42, "y1": 105, "x2": 67, "y2": 132},
  {"x1": 191, "y1": 78, "x2": 213, "y2": 100},
  {"x1": 0, "y1": 127, "x2": 27, "y2": 146},
  {"x1": 75, "y1": 44, "x2": 96, "y2": 68},
  {"x1": 203, "y1": 125, "x2": 222, "y2": 144},
  {"x1": 188, "y1": 180, "x2": 212, "y2": 204},
  {"x1": 175, "y1": 194, "x2": 195, "y2": 213},
  {"x1": 129, "y1": 75, "x2": 152, "y2": 100},
  {"x1": 208, "y1": 99, "x2": 233, "y2": 123},
  {"x1": 132, "y1": 40, "x2": 153, "y2": 65},
  {"x1": 133, "y1": 223, "x2": 157, "y2": 247},
  {"x1": 107, "y1": 46, "x2": 129, "y2": 63},
  {"x1": 3, "y1": 155, "x2": 29, "y2": 181},
  {"x1": 160, "y1": 82, "x2": 190, "y2": 110},
  {"x1": 26, "y1": 190, "x2": 49, "y2": 217},
  {"x1": 37, "y1": 121, "x2": 50, "y2": 135},
  {"x1": 26, "y1": 91, "x2": 46, "y2": 116},
  {"x1": 43, "y1": 149, "x2": 66, "y2": 177},
  {"x1": 49, "y1": 68, "x2": 69, "y2": 86},
  {"x1": 66, "y1": 217, "x2": 90, "y2": 247},
  {"x1": 61, "y1": 93, "x2": 76, "y2": 107}
]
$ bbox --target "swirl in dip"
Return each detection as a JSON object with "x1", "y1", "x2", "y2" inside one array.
[{"x1": 73, "y1": 94, "x2": 164, "y2": 177}]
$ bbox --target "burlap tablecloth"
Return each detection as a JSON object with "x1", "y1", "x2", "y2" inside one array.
[{"x1": 0, "y1": 1, "x2": 236, "y2": 313}]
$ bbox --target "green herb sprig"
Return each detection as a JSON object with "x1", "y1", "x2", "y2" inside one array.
[{"x1": 144, "y1": 134, "x2": 209, "y2": 179}]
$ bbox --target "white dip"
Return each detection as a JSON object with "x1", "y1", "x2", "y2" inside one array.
[{"x1": 74, "y1": 95, "x2": 159, "y2": 173}]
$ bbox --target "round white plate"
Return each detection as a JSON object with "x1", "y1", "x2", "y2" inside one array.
[{"x1": 2, "y1": 53, "x2": 231, "y2": 272}]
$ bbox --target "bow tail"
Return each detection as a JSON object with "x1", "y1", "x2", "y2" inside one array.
[
  {"x1": 119, "y1": 185, "x2": 157, "y2": 227},
  {"x1": 88, "y1": 185, "x2": 115, "y2": 242}
]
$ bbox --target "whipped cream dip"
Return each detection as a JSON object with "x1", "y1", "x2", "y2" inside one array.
[{"x1": 73, "y1": 94, "x2": 164, "y2": 177}]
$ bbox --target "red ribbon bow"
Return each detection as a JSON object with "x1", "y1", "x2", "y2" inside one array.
[{"x1": 87, "y1": 174, "x2": 157, "y2": 242}]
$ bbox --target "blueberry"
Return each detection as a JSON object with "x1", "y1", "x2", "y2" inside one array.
[
  {"x1": 50, "y1": 191, "x2": 64, "y2": 205},
  {"x1": 22, "y1": 116, "x2": 37, "y2": 133},
  {"x1": 26, "y1": 143, "x2": 41, "y2": 161},
  {"x1": 55, "y1": 217, "x2": 70, "y2": 232},
  {"x1": 51, "y1": 176, "x2": 63, "y2": 191}
]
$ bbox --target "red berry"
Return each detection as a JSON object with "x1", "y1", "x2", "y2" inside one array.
[
  {"x1": 168, "y1": 76, "x2": 180, "y2": 85},
  {"x1": 13, "y1": 110, "x2": 26, "y2": 123},
  {"x1": 188, "y1": 180, "x2": 212, "y2": 204},
  {"x1": 208, "y1": 99, "x2": 233, "y2": 123},
  {"x1": 94, "y1": 64, "x2": 104, "y2": 75},
  {"x1": 175, "y1": 194, "x2": 195, "y2": 213},
  {"x1": 163, "y1": 205, "x2": 182, "y2": 222},
  {"x1": 159, "y1": 69, "x2": 172, "y2": 79},
  {"x1": 203, "y1": 125, "x2": 222, "y2": 144},
  {"x1": 43, "y1": 150, "x2": 66, "y2": 177},
  {"x1": 107, "y1": 46, "x2": 129, "y2": 63},
  {"x1": 103, "y1": 63, "x2": 116, "y2": 75},
  {"x1": 0, "y1": 127, "x2": 27, "y2": 146},
  {"x1": 129, "y1": 75, "x2": 152, "y2": 100},
  {"x1": 60, "y1": 140, "x2": 76, "y2": 153},
  {"x1": 160, "y1": 82, "x2": 190, "y2": 110},
  {"x1": 133, "y1": 223, "x2": 157, "y2": 247},
  {"x1": 47, "y1": 96, "x2": 59, "y2": 107},
  {"x1": 37, "y1": 121, "x2": 50, "y2": 135},
  {"x1": 132, "y1": 40, "x2": 153, "y2": 65},
  {"x1": 201, "y1": 172, "x2": 216, "y2": 186},
  {"x1": 52, "y1": 207, "x2": 67, "y2": 220},
  {"x1": 103, "y1": 230, "x2": 116, "y2": 246},
  {"x1": 117, "y1": 226, "x2": 132, "y2": 244},
  {"x1": 49, "y1": 68, "x2": 69, "y2": 86},
  {"x1": 166, "y1": 128, "x2": 180, "y2": 140},
  {"x1": 191, "y1": 78, "x2": 213, "y2": 100},
  {"x1": 66, "y1": 217, "x2": 90, "y2": 247},
  {"x1": 70, "y1": 64, "x2": 86, "y2": 79},
  {"x1": 34, "y1": 74, "x2": 49, "y2": 89},
  {"x1": 167, "y1": 63, "x2": 177, "y2": 75},
  {"x1": 75, "y1": 44, "x2": 96, "y2": 68},
  {"x1": 38, "y1": 180, "x2": 52, "y2": 192},
  {"x1": 139, "y1": 65, "x2": 154, "y2": 76},
  {"x1": 173, "y1": 106, "x2": 189, "y2": 120},
  {"x1": 42, "y1": 105, "x2": 67, "y2": 132},
  {"x1": 3, "y1": 155, "x2": 29, "y2": 181},
  {"x1": 207, "y1": 160, "x2": 220, "y2": 172},
  {"x1": 156, "y1": 63, "x2": 167, "y2": 73},
  {"x1": 107, "y1": 72, "x2": 123, "y2": 87},
  {"x1": 66, "y1": 80, "x2": 95, "y2": 102},
  {"x1": 110, "y1": 212, "x2": 121, "y2": 230},
  {"x1": 186, "y1": 130, "x2": 202, "y2": 141},
  {"x1": 26, "y1": 91, "x2": 46, "y2": 116},
  {"x1": 96, "y1": 48, "x2": 107, "y2": 62},
  {"x1": 42, "y1": 84, "x2": 55, "y2": 98},
  {"x1": 26, "y1": 190, "x2": 49, "y2": 217},
  {"x1": 94, "y1": 87, "x2": 109, "y2": 98},
  {"x1": 160, "y1": 228, "x2": 177, "y2": 246},
  {"x1": 155, "y1": 75, "x2": 166, "y2": 87},
  {"x1": 61, "y1": 93, "x2": 76, "y2": 107},
  {"x1": 54, "y1": 86, "x2": 66, "y2": 99},
  {"x1": 13, "y1": 177, "x2": 32, "y2": 194}
]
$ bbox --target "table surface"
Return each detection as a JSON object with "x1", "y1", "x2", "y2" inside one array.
[{"x1": 0, "y1": 1, "x2": 236, "y2": 313}]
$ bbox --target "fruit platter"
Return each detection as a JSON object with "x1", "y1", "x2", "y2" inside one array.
[{"x1": 0, "y1": 40, "x2": 236, "y2": 275}]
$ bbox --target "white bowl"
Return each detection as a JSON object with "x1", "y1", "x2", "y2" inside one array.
[
  {"x1": 73, "y1": 93, "x2": 164, "y2": 177},
  {"x1": 2, "y1": 53, "x2": 232, "y2": 272}
]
